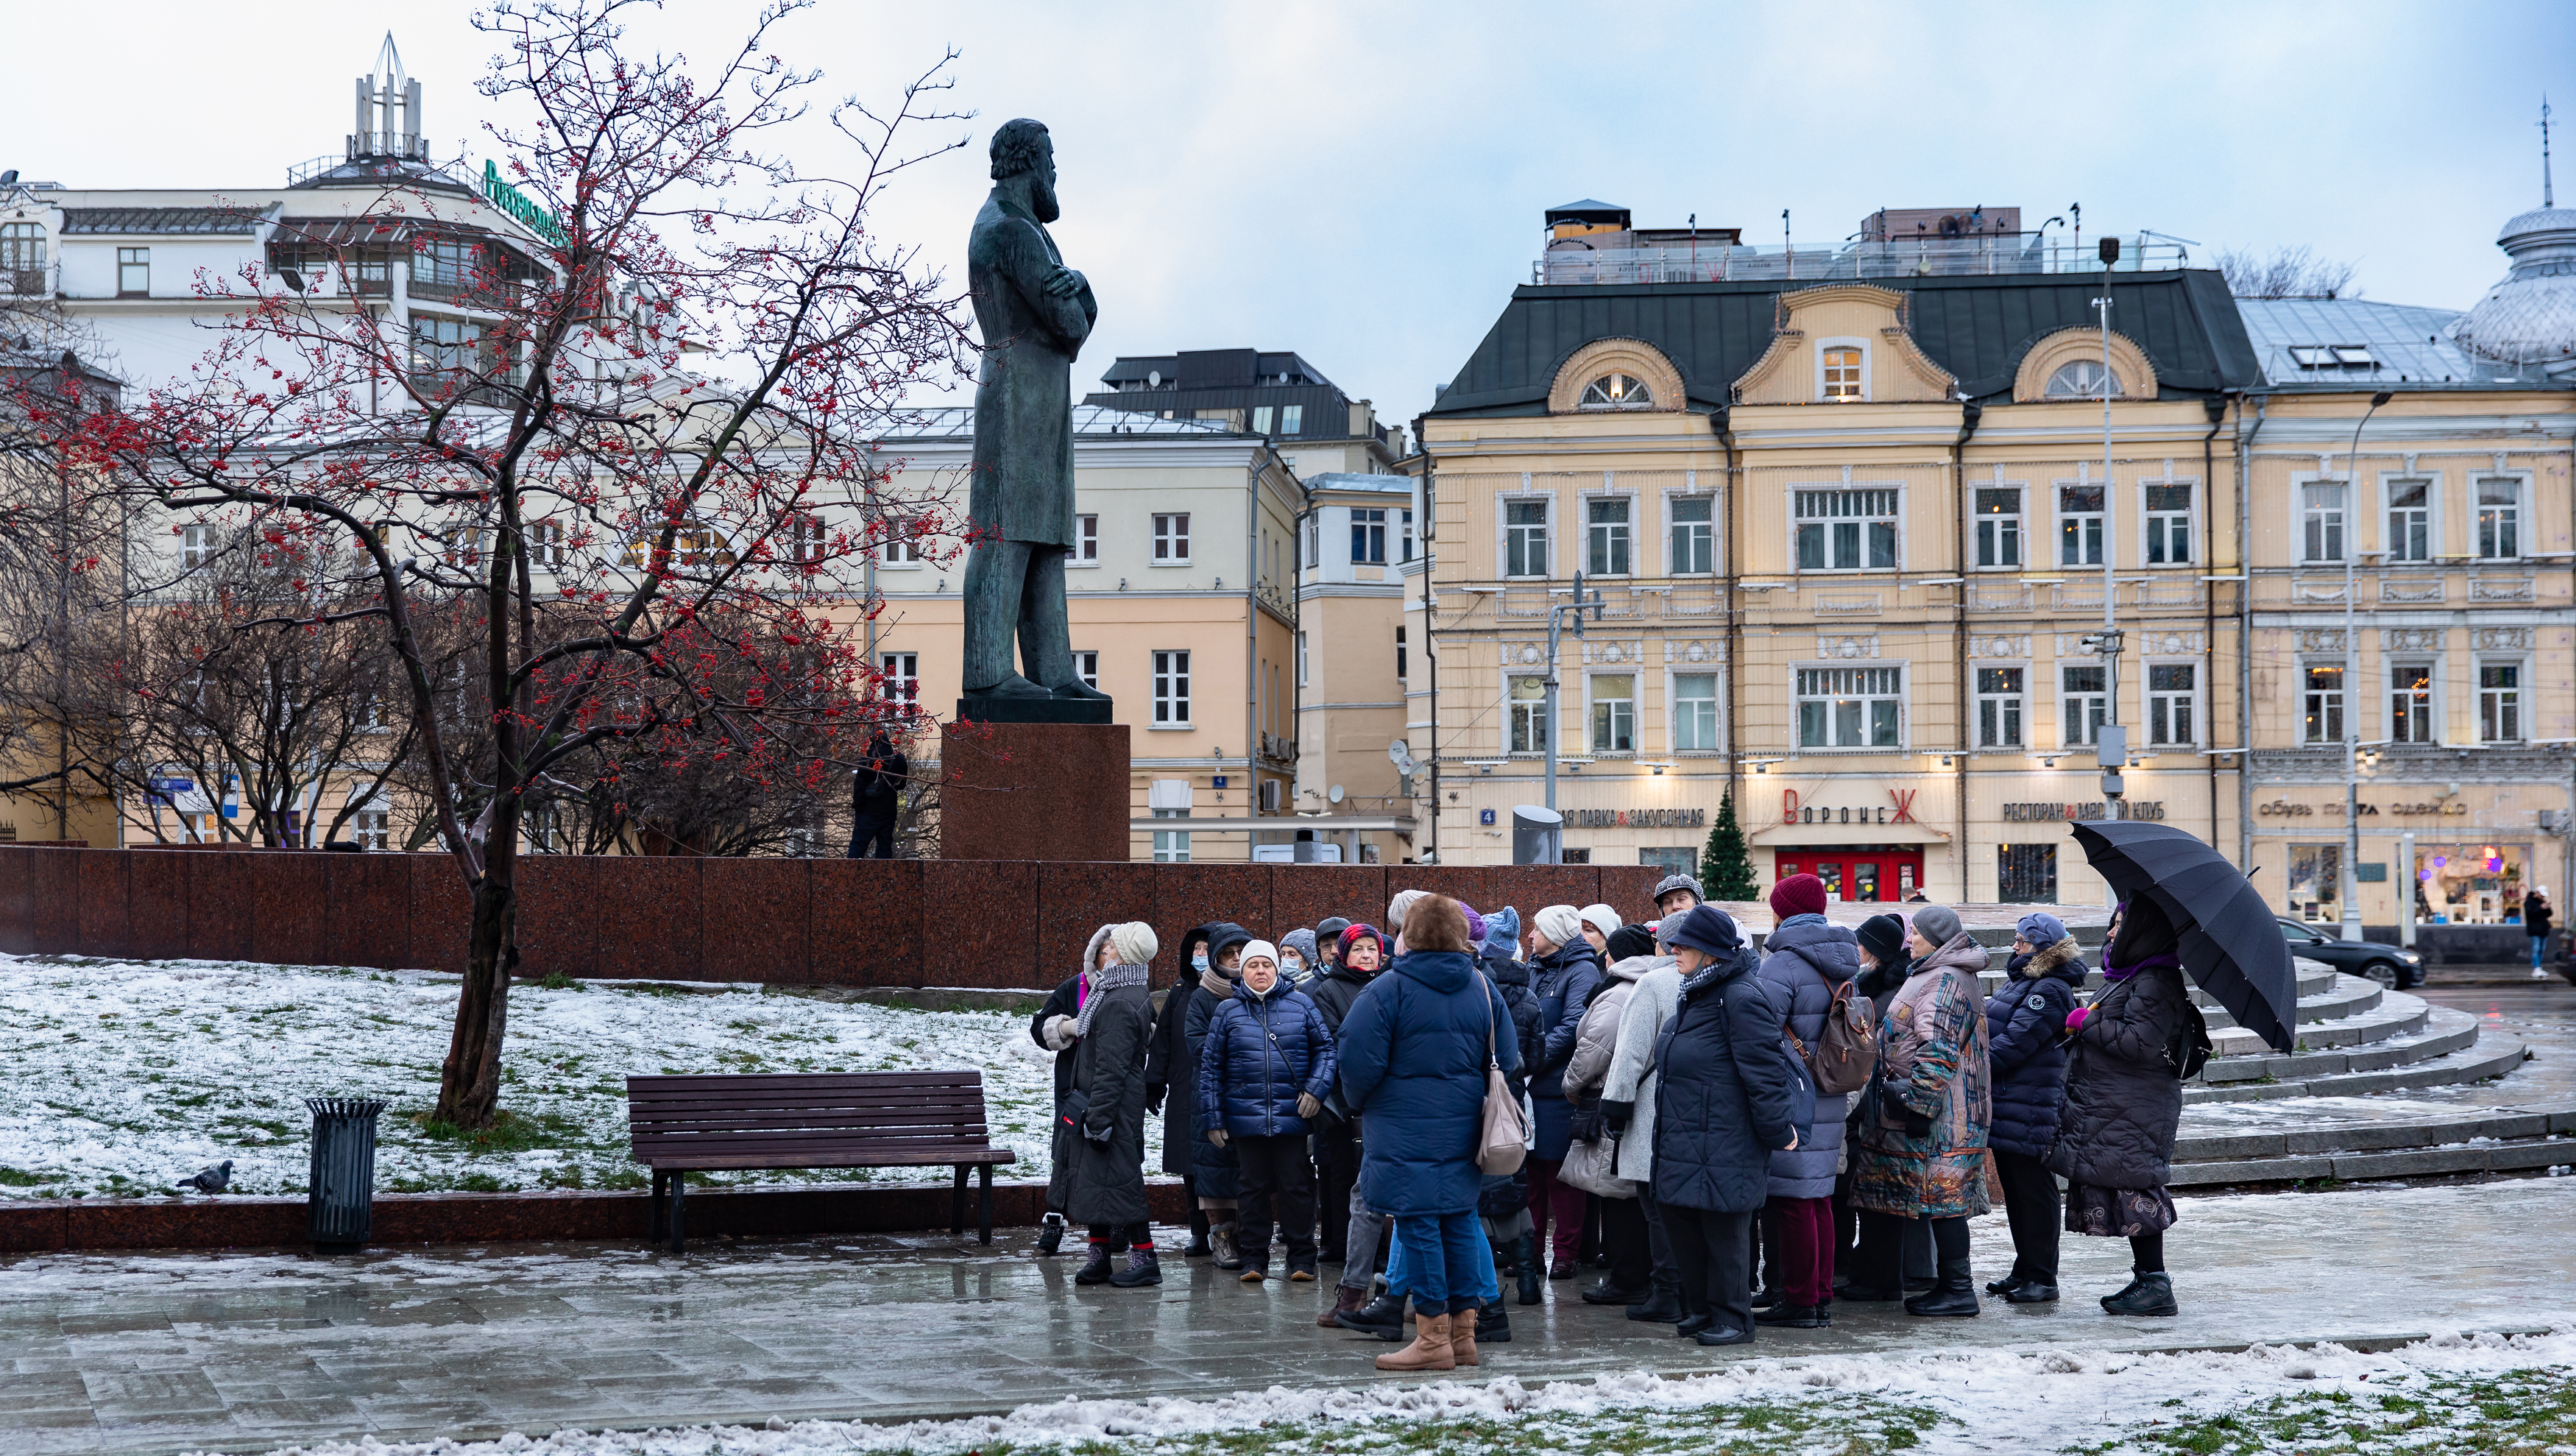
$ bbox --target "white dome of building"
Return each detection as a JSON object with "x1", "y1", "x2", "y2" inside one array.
[{"x1": 2449, "y1": 204, "x2": 2576, "y2": 378}]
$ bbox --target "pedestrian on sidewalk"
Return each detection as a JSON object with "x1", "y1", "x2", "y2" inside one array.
[
  {"x1": 2527, "y1": 888, "x2": 2555, "y2": 980},
  {"x1": 1198, "y1": 939, "x2": 1336, "y2": 1284},
  {"x1": 1599, "y1": 913, "x2": 1685, "y2": 1324},
  {"x1": 1984, "y1": 911, "x2": 2086, "y2": 1303},
  {"x1": 1651, "y1": 905, "x2": 1797, "y2": 1347},
  {"x1": 2048, "y1": 897, "x2": 2193, "y2": 1318},
  {"x1": 847, "y1": 730, "x2": 906, "y2": 858},
  {"x1": 1525, "y1": 903, "x2": 1603, "y2": 1282},
  {"x1": 1334, "y1": 895, "x2": 1520, "y2": 1373},
  {"x1": 1313, "y1": 919, "x2": 1393, "y2": 1327},
  {"x1": 1068, "y1": 922, "x2": 1161, "y2": 1288},
  {"x1": 1030, "y1": 923, "x2": 1119, "y2": 1256},
  {"x1": 1147, "y1": 922, "x2": 1251, "y2": 1265},
  {"x1": 1754, "y1": 874, "x2": 1858, "y2": 1329},
  {"x1": 1847, "y1": 903, "x2": 1992, "y2": 1318},
  {"x1": 1563, "y1": 922, "x2": 1657, "y2": 1309}
]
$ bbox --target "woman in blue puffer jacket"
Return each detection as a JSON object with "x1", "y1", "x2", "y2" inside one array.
[
  {"x1": 1984, "y1": 911, "x2": 2086, "y2": 1303},
  {"x1": 1197, "y1": 940, "x2": 1337, "y2": 1282}
]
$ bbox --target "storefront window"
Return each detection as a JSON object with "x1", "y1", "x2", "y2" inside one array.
[
  {"x1": 2287, "y1": 844, "x2": 2341, "y2": 923},
  {"x1": 2415, "y1": 844, "x2": 2527, "y2": 925}
]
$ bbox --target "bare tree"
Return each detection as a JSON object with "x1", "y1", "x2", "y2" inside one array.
[
  {"x1": 2215, "y1": 245, "x2": 2361, "y2": 300},
  {"x1": 60, "y1": 1, "x2": 974, "y2": 1126}
]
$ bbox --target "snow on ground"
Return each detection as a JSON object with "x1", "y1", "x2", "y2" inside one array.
[
  {"x1": 210, "y1": 1329, "x2": 2576, "y2": 1456},
  {"x1": 0, "y1": 954, "x2": 1056, "y2": 1198}
]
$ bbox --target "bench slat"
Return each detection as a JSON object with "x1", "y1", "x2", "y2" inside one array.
[
  {"x1": 626, "y1": 1072, "x2": 983, "y2": 1091},
  {"x1": 643, "y1": 1148, "x2": 1016, "y2": 1171}
]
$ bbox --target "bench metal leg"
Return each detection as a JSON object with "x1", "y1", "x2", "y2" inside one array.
[
  {"x1": 668, "y1": 1173, "x2": 686, "y2": 1256},
  {"x1": 977, "y1": 1162, "x2": 994, "y2": 1246},
  {"x1": 950, "y1": 1165, "x2": 968, "y2": 1237},
  {"x1": 649, "y1": 1170, "x2": 665, "y2": 1245}
]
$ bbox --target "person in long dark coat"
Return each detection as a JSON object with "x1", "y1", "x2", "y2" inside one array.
[
  {"x1": 2048, "y1": 897, "x2": 2193, "y2": 1317},
  {"x1": 1752, "y1": 874, "x2": 1857, "y2": 1328},
  {"x1": 1984, "y1": 911, "x2": 2086, "y2": 1303},
  {"x1": 1476, "y1": 907, "x2": 1545, "y2": 1306},
  {"x1": 1066, "y1": 922, "x2": 1159, "y2": 1287},
  {"x1": 1524, "y1": 904, "x2": 1603, "y2": 1280},
  {"x1": 1144, "y1": 924, "x2": 1214, "y2": 1254},
  {"x1": 1848, "y1": 905, "x2": 1992, "y2": 1318},
  {"x1": 1030, "y1": 923, "x2": 1117, "y2": 1255},
  {"x1": 1651, "y1": 905, "x2": 1797, "y2": 1347},
  {"x1": 1145, "y1": 921, "x2": 1252, "y2": 1264},
  {"x1": 849, "y1": 732, "x2": 907, "y2": 858}
]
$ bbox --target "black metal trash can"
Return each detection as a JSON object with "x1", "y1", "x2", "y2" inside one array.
[{"x1": 305, "y1": 1098, "x2": 386, "y2": 1251}]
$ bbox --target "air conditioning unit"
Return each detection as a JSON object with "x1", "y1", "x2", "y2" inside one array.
[{"x1": 1259, "y1": 779, "x2": 1282, "y2": 813}]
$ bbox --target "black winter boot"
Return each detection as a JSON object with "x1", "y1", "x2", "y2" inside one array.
[
  {"x1": 1074, "y1": 1241, "x2": 1114, "y2": 1285},
  {"x1": 1476, "y1": 1301, "x2": 1512, "y2": 1343},
  {"x1": 2101, "y1": 1271, "x2": 2176, "y2": 1316},
  {"x1": 1337, "y1": 1291, "x2": 1408, "y2": 1339},
  {"x1": 1184, "y1": 1206, "x2": 1211, "y2": 1258},
  {"x1": 1903, "y1": 1257, "x2": 1981, "y2": 1317},
  {"x1": 1514, "y1": 1234, "x2": 1543, "y2": 1306},
  {"x1": 1109, "y1": 1245, "x2": 1162, "y2": 1287},
  {"x1": 1035, "y1": 1212, "x2": 1066, "y2": 1257},
  {"x1": 1626, "y1": 1288, "x2": 1685, "y2": 1323},
  {"x1": 2006, "y1": 1279, "x2": 2060, "y2": 1304}
]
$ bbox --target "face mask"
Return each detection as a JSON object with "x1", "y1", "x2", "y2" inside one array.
[
  {"x1": 1192, "y1": 953, "x2": 1209, "y2": 972},
  {"x1": 1281, "y1": 955, "x2": 1303, "y2": 975}
]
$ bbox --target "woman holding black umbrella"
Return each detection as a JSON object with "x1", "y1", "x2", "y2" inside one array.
[{"x1": 2046, "y1": 896, "x2": 2195, "y2": 1316}]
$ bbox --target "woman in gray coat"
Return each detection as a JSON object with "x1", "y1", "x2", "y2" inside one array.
[
  {"x1": 1752, "y1": 875, "x2": 1858, "y2": 1329},
  {"x1": 2047, "y1": 898, "x2": 2195, "y2": 1317},
  {"x1": 1066, "y1": 922, "x2": 1162, "y2": 1288}
]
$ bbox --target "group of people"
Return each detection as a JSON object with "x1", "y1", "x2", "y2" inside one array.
[{"x1": 1027, "y1": 869, "x2": 2200, "y2": 1370}]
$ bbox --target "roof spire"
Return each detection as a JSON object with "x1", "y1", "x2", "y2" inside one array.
[
  {"x1": 2543, "y1": 95, "x2": 2555, "y2": 209},
  {"x1": 352, "y1": 32, "x2": 425, "y2": 163}
]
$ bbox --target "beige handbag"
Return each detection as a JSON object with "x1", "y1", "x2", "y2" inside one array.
[{"x1": 1477, "y1": 975, "x2": 1529, "y2": 1177}]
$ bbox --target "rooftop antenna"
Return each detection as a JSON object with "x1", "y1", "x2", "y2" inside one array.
[
  {"x1": 2544, "y1": 95, "x2": 2555, "y2": 208},
  {"x1": 353, "y1": 32, "x2": 425, "y2": 163},
  {"x1": 1782, "y1": 208, "x2": 1792, "y2": 280}
]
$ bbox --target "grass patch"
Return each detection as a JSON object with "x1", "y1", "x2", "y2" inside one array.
[
  {"x1": 408, "y1": 1107, "x2": 590, "y2": 1154},
  {"x1": 0, "y1": 1166, "x2": 54, "y2": 1187},
  {"x1": 2070, "y1": 1366, "x2": 2576, "y2": 1456}
]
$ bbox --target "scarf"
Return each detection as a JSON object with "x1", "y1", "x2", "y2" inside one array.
[
  {"x1": 1200, "y1": 965, "x2": 1239, "y2": 998},
  {"x1": 1077, "y1": 962, "x2": 1148, "y2": 1037}
]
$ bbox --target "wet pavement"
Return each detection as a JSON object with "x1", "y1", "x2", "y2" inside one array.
[{"x1": 4, "y1": 1178, "x2": 2575, "y2": 1456}]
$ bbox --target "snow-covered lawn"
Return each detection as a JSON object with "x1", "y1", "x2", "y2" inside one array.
[
  {"x1": 212, "y1": 1329, "x2": 2576, "y2": 1456},
  {"x1": 0, "y1": 954, "x2": 1056, "y2": 1198}
]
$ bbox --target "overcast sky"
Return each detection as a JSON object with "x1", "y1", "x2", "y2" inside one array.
[{"x1": 7, "y1": 1, "x2": 2569, "y2": 424}]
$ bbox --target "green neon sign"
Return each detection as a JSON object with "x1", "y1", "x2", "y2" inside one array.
[{"x1": 481, "y1": 159, "x2": 565, "y2": 245}]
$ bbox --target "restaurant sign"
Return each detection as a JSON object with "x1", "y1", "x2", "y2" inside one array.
[
  {"x1": 1566, "y1": 807, "x2": 1707, "y2": 828},
  {"x1": 2001, "y1": 801, "x2": 2167, "y2": 822}
]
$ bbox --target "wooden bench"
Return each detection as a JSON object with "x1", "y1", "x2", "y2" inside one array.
[{"x1": 626, "y1": 1070, "x2": 1016, "y2": 1253}]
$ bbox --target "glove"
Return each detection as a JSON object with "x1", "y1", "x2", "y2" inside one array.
[
  {"x1": 2064, "y1": 1005, "x2": 2092, "y2": 1034},
  {"x1": 1296, "y1": 1092, "x2": 1323, "y2": 1120},
  {"x1": 1600, "y1": 1099, "x2": 1634, "y2": 1135},
  {"x1": 1145, "y1": 1084, "x2": 1164, "y2": 1116},
  {"x1": 1569, "y1": 1106, "x2": 1605, "y2": 1144},
  {"x1": 1041, "y1": 1014, "x2": 1078, "y2": 1051},
  {"x1": 1206, "y1": 1128, "x2": 1228, "y2": 1148}
]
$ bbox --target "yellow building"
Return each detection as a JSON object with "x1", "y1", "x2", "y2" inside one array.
[{"x1": 1292, "y1": 471, "x2": 1421, "y2": 863}]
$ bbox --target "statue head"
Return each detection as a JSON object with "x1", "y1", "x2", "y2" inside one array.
[{"x1": 989, "y1": 118, "x2": 1059, "y2": 223}]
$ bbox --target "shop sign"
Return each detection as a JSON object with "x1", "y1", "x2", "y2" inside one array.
[
  {"x1": 2001, "y1": 801, "x2": 2167, "y2": 822},
  {"x1": 1566, "y1": 807, "x2": 1706, "y2": 828},
  {"x1": 1780, "y1": 789, "x2": 1919, "y2": 827},
  {"x1": 2257, "y1": 799, "x2": 2469, "y2": 818}
]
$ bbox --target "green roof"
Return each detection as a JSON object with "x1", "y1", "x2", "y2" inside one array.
[{"x1": 1428, "y1": 269, "x2": 2261, "y2": 416}]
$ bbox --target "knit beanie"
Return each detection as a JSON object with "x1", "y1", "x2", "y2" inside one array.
[
  {"x1": 1386, "y1": 889, "x2": 1429, "y2": 939},
  {"x1": 1278, "y1": 927, "x2": 1319, "y2": 969},
  {"x1": 1652, "y1": 872, "x2": 1704, "y2": 905},
  {"x1": 1911, "y1": 904, "x2": 1963, "y2": 947},
  {"x1": 1338, "y1": 922, "x2": 1390, "y2": 967},
  {"x1": 1533, "y1": 904, "x2": 1585, "y2": 949},
  {"x1": 1655, "y1": 911, "x2": 1686, "y2": 948},
  {"x1": 1109, "y1": 921, "x2": 1158, "y2": 967},
  {"x1": 2015, "y1": 911, "x2": 2067, "y2": 946},
  {"x1": 1604, "y1": 925, "x2": 1658, "y2": 962},
  {"x1": 1855, "y1": 913, "x2": 1907, "y2": 966},
  {"x1": 1769, "y1": 873, "x2": 1828, "y2": 919},
  {"x1": 1239, "y1": 940, "x2": 1278, "y2": 975},
  {"x1": 1667, "y1": 904, "x2": 1746, "y2": 958},
  {"x1": 1579, "y1": 903, "x2": 1622, "y2": 941},
  {"x1": 1458, "y1": 902, "x2": 1488, "y2": 947},
  {"x1": 1480, "y1": 906, "x2": 1522, "y2": 961}
]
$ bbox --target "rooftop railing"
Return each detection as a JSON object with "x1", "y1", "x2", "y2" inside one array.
[{"x1": 1534, "y1": 233, "x2": 2190, "y2": 286}]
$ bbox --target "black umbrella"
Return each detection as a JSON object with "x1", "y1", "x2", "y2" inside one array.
[{"x1": 2069, "y1": 819, "x2": 2299, "y2": 1054}]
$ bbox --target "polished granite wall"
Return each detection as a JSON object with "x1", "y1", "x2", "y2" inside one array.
[{"x1": 0, "y1": 847, "x2": 1669, "y2": 989}]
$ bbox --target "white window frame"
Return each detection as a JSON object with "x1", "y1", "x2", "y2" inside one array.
[
  {"x1": 1791, "y1": 486, "x2": 1901, "y2": 573},
  {"x1": 2380, "y1": 474, "x2": 2437, "y2": 565},
  {"x1": 1074, "y1": 513, "x2": 1099, "y2": 565},
  {"x1": 1665, "y1": 490, "x2": 1716, "y2": 576},
  {"x1": 117, "y1": 246, "x2": 149, "y2": 296},
  {"x1": 1972, "y1": 484, "x2": 2024, "y2": 570},
  {"x1": 1075, "y1": 650, "x2": 1099, "y2": 690},
  {"x1": 2055, "y1": 480, "x2": 2106, "y2": 567},
  {"x1": 1301, "y1": 512, "x2": 1318, "y2": 572},
  {"x1": 2477, "y1": 656, "x2": 2524, "y2": 743},
  {"x1": 1814, "y1": 336, "x2": 1869, "y2": 402},
  {"x1": 528, "y1": 519, "x2": 569, "y2": 569},
  {"x1": 1400, "y1": 509, "x2": 1415, "y2": 564},
  {"x1": 877, "y1": 519, "x2": 923, "y2": 567},
  {"x1": 2144, "y1": 659, "x2": 2201, "y2": 749},
  {"x1": 1794, "y1": 663, "x2": 1905, "y2": 751},
  {"x1": 1506, "y1": 672, "x2": 1549, "y2": 755},
  {"x1": 1351, "y1": 507, "x2": 1389, "y2": 565},
  {"x1": 347, "y1": 796, "x2": 391, "y2": 852},
  {"x1": 1973, "y1": 663, "x2": 2026, "y2": 750},
  {"x1": 1669, "y1": 670, "x2": 1720, "y2": 754},
  {"x1": 2140, "y1": 478, "x2": 2196, "y2": 567},
  {"x1": 2299, "y1": 477, "x2": 2349, "y2": 565},
  {"x1": 1583, "y1": 490, "x2": 1636, "y2": 577},
  {"x1": 2060, "y1": 661, "x2": 2109, "y2": 746},
  {"x1": 180, "y1": 523, "x2": 215, "y2": 572},
  {"x1": 1295, "y1": 632, "x2": 1309, "y2": 687},
  {"x1": 1586, "y1": 671, "x2": 1637, "y2": 754},
  {"x1": 2300, "y1": 659, "x2": 2346, "y2": 745},
  {"x1": 880, "y1": 651, "x2": 919, "y2": 714},
  {"x1": 1279, "y1": 403, "x2": 1303, "y2": 435},
  {"x1": 1151, "y1": 807, "x2": 1191, "y2": 863},
  {"x1": 2388, "y1": 657, "x2": 2436, "y2": 744},
  {"x1": 1250, "y1": 405, "x2": 1273, "y2": 434},
  {"x1": 2472, "y1": 474, "x2": 2526, "y2": 562},
  {"x1": 1501, "y1": 493, "x2": 1553, "y2": 579},
  {"x1": 1152, "y1": 512, "x2": 1191, "y2": 565},
  {"x1": 1151, "y1": 649, "x2": 1192, "y2": 727}
]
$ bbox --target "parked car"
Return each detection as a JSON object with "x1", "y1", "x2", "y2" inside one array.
[{"x1": 2275, "y1": 919, "x2": 2423, "y2": 989}]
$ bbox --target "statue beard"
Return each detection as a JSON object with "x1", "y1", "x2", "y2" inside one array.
[{"x1": 1029, "y1": 175, "x2": 1061, "y2": 224}]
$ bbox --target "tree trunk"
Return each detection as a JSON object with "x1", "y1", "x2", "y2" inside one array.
[{"x1": 434, "y1": 874, "x2": 517, "y2": 1128}]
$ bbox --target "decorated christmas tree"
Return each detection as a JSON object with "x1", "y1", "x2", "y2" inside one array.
[{"x1": 1700, "y1": 791, "x2": 1760, "y2": 901}]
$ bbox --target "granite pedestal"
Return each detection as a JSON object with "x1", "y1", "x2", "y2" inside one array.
[{"x1": 939, "y1": 720, "x2": 1130, "y2": 862}]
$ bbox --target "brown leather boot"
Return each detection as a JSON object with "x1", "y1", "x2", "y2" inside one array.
[
  {"x1": 1375, "y1": 1312, "x2": 1455, "y2": 1372},
  {"x1": 1448, "y1": 1307, "x2": 1479, "y2": 1367},
  {"x1": 1317, "y1": 1284, "x2": 1365, "y2": 1329}
]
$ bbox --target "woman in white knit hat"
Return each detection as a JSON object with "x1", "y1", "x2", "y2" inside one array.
[{"x1": 1067, "y1": 922, "x2": 1162, "y2": 1287}]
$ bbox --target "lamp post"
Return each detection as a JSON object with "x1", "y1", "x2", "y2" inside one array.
[
  {"x1": 1543, "y1": 569, "x2": 1604, "y2": 824},
  {"x1": 2090, "y1": 238, "x2": 2128, "y2": 846},
  {"x1": 2342, "y1": 389, "x2": 2396, "y2": 941}
]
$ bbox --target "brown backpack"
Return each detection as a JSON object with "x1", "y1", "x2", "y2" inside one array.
[{"x1": 1788, "y1": 979, "x2": 1878, "y2": 1095}]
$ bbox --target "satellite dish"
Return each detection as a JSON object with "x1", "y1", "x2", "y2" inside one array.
[
  {"x1": 1387, "y1": 739, "x2": 1417, "y2": 774},
  {"x1": 1328, "y1": 785, "x2": 1345, "y2": 805}
]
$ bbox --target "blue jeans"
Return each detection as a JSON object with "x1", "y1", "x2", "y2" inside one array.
[
  {"x1": 2536, "y1": 935, "x2": 2551, "y2": 969},
  {"x1": 1384, "y1": 1216, "x2": 1501, "y2": 1307},
  {"x1": 1391, "y1": 1211, "x2": 1488, "y2": 1317}
]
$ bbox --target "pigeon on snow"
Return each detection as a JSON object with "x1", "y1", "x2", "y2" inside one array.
[{"x1": 180, "y1": 1160, "x2": 233, "y2": 1194}]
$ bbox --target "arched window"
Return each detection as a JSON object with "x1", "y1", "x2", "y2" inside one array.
[
  {"x1": 1579, "y1": 372, "x2": 1653, "y2": 409},
  {"x1": 2045, "y1": 359, "x2": 2124, "y2": 399}
]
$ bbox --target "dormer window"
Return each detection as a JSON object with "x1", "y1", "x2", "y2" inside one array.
[
  {"x1": 1822, "y1": 346, "x2": 1863, "y2": 400},
  {"x1": 2045, "y1": 359, "x2": 2124, "y2": 398},
  {"x1": 1579, "y1": 372, "x2": 1653, "y2": 409}
]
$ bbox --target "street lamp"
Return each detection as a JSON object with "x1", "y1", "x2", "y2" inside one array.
[
  {"x1": 2091, "y1": 237, "x2": 2126, "y2": 829},
  {"x1": 2341, "y1": 388, "x2": 2397, "y2": 942},
  {"x1": 1543, "y1": 569, "x2": 1605, "y2": 826}
]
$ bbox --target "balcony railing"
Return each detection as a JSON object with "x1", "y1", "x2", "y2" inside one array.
[{"x1": 1535, "y1": 233, "x2": 2188, "y2": 286}]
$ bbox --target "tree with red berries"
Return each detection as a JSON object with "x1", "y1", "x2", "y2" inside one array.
[{"x1": 61, "y1": 1, "x2": 974, "y2": 1128}]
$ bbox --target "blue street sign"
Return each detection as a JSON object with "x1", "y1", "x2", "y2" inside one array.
[{"x1": 1479, "y1": 808, "x2": 1497, "y2": 825}]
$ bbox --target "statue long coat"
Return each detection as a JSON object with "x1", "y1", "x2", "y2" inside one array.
[{"x1": 966, "y1": 194, "x2": 1095, "y2": 549}]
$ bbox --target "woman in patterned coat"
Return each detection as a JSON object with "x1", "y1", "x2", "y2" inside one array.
[{"x1": 1846, "y1": 903, "x2": 1992, "y2": 1318}]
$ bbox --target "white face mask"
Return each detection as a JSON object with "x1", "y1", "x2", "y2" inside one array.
[{"x1": 1281, "y1": 955, "x2": 1303, "y2": 975}]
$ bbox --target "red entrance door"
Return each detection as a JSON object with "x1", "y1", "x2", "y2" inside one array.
[{"x1": 1774, "y1": 848, "x2": 1922, "y2": 904}]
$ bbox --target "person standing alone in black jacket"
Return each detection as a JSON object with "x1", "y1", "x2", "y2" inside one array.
[{"x1": 849, "y1": 731, "x2": 905, "y2": 858}]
